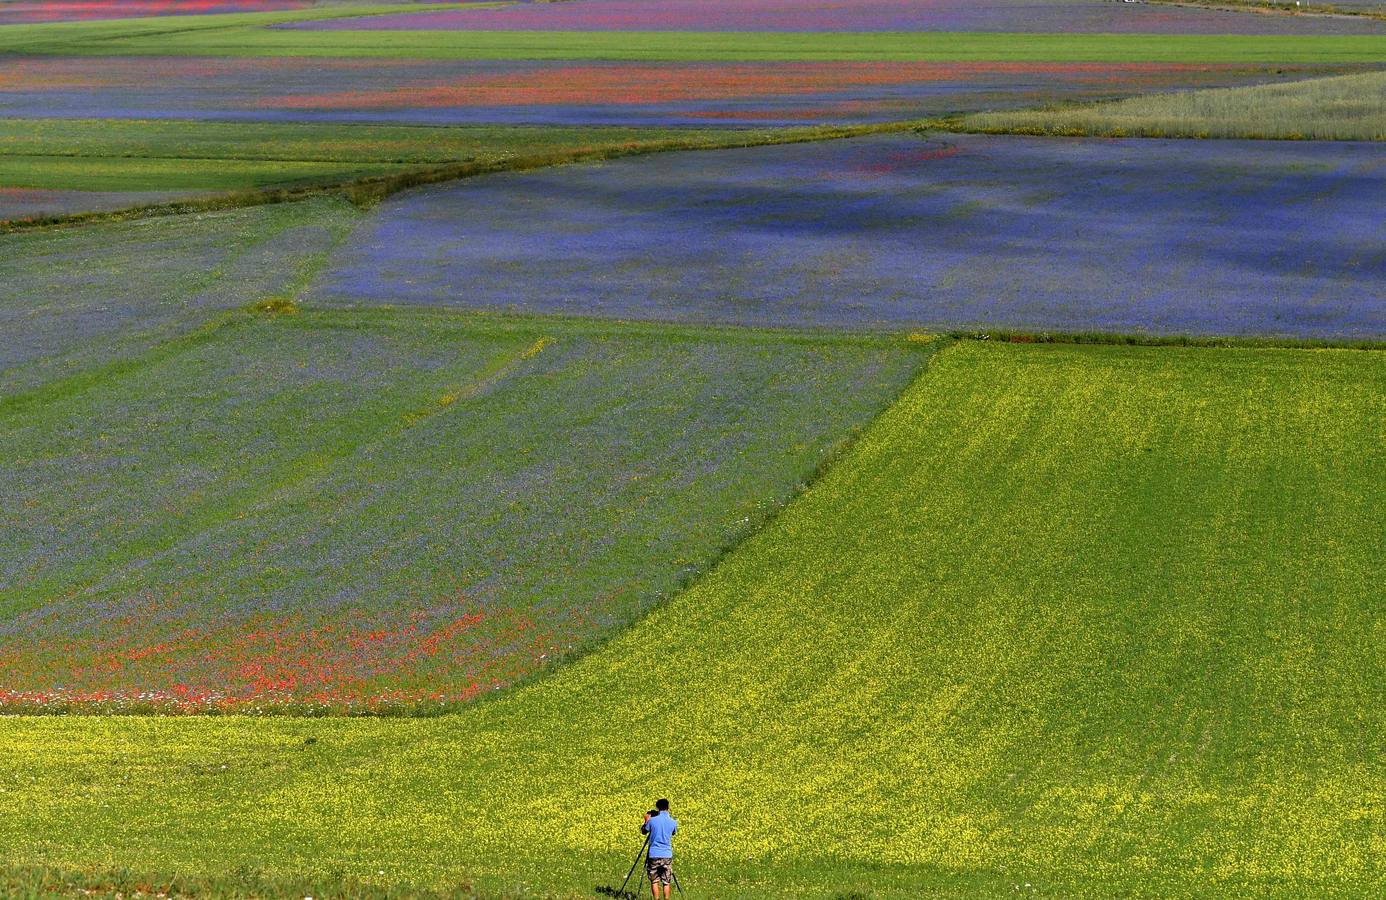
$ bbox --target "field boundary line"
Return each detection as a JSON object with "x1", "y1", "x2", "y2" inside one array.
[
  {"x1": 946, "y1": 328, "x2": 1386, "y2": 351},
  {"x1": 301, "y1": 305, "x2": 1386, "y2": 352},
  {"x1": 300, "y1": 303, "x2": 938, "y2": 347}
]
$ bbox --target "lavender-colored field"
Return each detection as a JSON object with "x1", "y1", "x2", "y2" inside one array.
[
  {"x1": 309, "y1": 134, "x2": 1386, "y2": 339},
  {"x1": 290, "y1": 0, "x2": 1386, "y2": 34},
  {"x1": 0, "y1": 55, "x2": 1359, "y2": 127},
  {"x1": 0, "y1": 186, "x2": 193, "y2": 222}
]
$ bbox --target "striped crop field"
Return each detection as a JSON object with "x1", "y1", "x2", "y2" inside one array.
[{"x1": 0, "y1": 340, "x2": 1380, "y2": 896}]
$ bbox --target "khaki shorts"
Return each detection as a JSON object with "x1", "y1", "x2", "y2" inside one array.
[{"x1": 646, "y1": 856, "x2": 673, "y2": 885}]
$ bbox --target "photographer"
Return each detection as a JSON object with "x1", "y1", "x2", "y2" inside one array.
[{"x1": 640, "y1": 798, "x2": 678, "y2": 899}]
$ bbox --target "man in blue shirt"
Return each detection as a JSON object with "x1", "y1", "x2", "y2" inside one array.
[{"x1": 640, "y1": 798, "x2": 678, "y2": 899}]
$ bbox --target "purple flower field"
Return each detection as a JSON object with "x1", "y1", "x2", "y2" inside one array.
[
  {"x1": 0, "y1": 55, "x2": 1359, "y2": 127},
  {"x1": 309, "y1": 133, "x2": 1386, "y2": 339},
  {"x1": 0, "y1": 310, "x2": 923, "y2": 710},
  {"x1": 0, "y1": 186, "x2": 193, "y2": 222},
  {"x1": 288, "y1": 0, "x2": 1386, "y2": 34}
]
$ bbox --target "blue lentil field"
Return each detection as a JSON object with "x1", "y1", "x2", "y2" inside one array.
[
  {"x1": 310, "y1": 132, "x2": 1386, "y2": 339},
  {"x1": 1, "y1": 1, "x2": 1384, "y2": 898}
]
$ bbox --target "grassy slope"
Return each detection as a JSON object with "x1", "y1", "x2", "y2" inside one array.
[
  {"x1": 3, "y1": 14, "x2": 1386, "y2": 61},
  {"x1": 964, "y1": 69, "x2": 1386, "y2": 139},
  {"x1": 1, "y1": 341, "x2": 1381, "y2": 897},
  {"x1": 0, "y1": 309, "x2": 927, "y2": 710}
]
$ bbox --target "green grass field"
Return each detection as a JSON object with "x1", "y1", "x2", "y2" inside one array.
[
  {"x1": 964, "y1": 70, "x2": 1386, "y2": 139},
  {"x1": 1, "y1": 340, "x2": 1380, "y2": 897}
]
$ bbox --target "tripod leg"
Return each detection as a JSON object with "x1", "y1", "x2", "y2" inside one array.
[
  {"x1": 672, "y1": 868, "x2": 684, "y2": 894},
  {"x1": 619, "y1": 836, "x2": 650, "y2": 898}
]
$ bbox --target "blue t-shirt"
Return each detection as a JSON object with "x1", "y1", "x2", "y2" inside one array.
[{"x1": 642, "y1": 811, "x2": 678, "y2": 858}]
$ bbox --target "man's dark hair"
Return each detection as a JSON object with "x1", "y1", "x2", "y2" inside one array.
[{"x1": 655, "y1": 798, "x2": 669, "y2": 811}]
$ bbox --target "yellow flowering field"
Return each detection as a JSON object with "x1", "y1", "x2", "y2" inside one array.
[{"x1": 0, "y1": 341, "x2": 1381, "y2": 898}]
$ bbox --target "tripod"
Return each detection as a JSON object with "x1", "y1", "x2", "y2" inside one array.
[{"x1": 617, "y1": 833, "x2": 683, "y2": 898}]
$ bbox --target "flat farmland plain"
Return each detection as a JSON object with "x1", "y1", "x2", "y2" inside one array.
[
  {"x1": 2, "y1": 0, "x2": 1384, "y2": 896},
  {"x1": 1, "y1": 341, "x2": 1380, "y2": 896},
  {"x1": 310, "y1": 132, "x2": 1386, "y2": 339}
]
